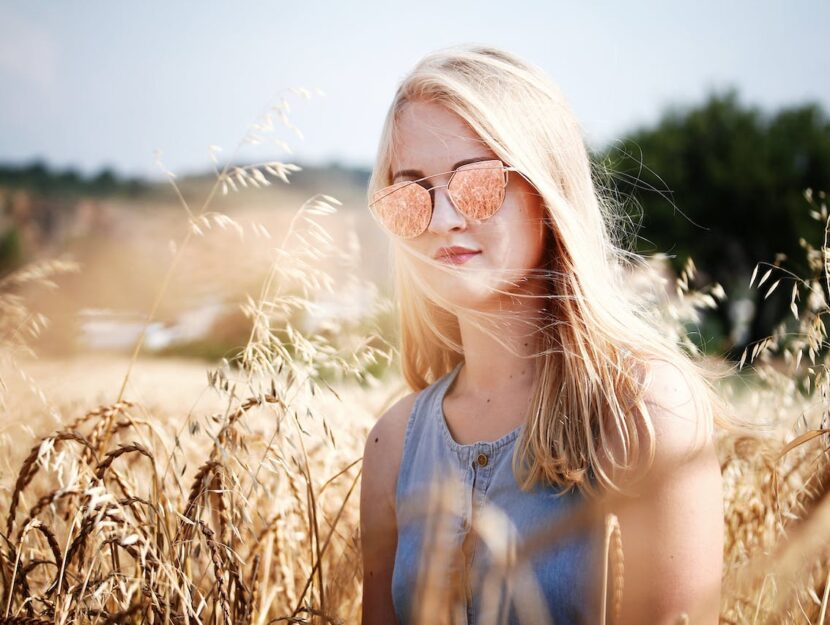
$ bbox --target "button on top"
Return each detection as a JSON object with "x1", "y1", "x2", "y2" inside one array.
[{"x1": 476, "y1": 452, "x2": 488, "y2": 467}]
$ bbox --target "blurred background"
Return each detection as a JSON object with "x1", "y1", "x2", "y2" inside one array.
[
  {"x1": 1, "y1": 0, "x2": 828, "y2": 367},
  {"x1": 2, "y1": 5, "x2": 830, "y2": 622}
]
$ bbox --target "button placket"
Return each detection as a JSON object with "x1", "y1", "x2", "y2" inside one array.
[
  {"x1": 459, "y1": 454, "x2": 476, "y2": 625},
  {"x1": 465, "y1": 448, "x2": 482, "y2": 625},
  {"x1": 462, "y1": 459, "x2": 475, "y2": 531},
  {"x1": 466, "y1": 445, "x2": 490, "y2": 625},
  {"x1": 471, "y1": 443, "x2": 493, "y2": 491}
]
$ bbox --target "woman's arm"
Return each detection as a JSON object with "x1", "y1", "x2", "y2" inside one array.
[
  {"x1": 603, "y1": 360, "x2": 724, "y2": 625},
  {"x1": 360, "y1": 393, "x2": 418, "y2": 625}
]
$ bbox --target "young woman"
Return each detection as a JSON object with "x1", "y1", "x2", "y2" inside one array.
[{"x1": 360, "y1": 44, "x2": 727, "y2": 625}]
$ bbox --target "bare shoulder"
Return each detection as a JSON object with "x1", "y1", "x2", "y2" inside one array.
[
  {"x1": 360, "y1": 390, "x2": 421, "y2": 625},
  {"x1": 361, "y1": 390, "x2": 422, "y2": 511},
  {"x1": 602, "y1": 359, "x2": 724, "y2": 624},
  {"x1": 597, "y1": 357, "x2": 715, "y2": 487},
  {"x1": 642, "y1": 358, "x2": 714, "y2": 463}
]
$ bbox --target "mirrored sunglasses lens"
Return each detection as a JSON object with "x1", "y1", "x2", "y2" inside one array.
[
  {"x1": 371, "y1": 182, "x2": 431, "y2": 238},
  {"x1": 449, "y1": 163, "x2": 506, "y2": 220}
]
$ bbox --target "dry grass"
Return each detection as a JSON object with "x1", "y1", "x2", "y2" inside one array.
[
  {"x1": 0, "y1": 89, "x2": 395, "y2": 624},
  {"x1": 1, "y1": 86, "x2": 830, "y2": 623}
]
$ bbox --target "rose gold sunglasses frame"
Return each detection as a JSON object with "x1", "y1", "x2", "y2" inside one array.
[{"x1": 369, "y1": 159, "x2": 520, "y2": 238}]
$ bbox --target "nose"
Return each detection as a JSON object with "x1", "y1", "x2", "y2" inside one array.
[{"x1": 427, "y1": 185, "x2": 467, "y2": 235}]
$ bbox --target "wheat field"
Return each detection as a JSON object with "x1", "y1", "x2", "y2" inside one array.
[{"x1": 1, "y1": 91, "x2": 829, "y2": 625}]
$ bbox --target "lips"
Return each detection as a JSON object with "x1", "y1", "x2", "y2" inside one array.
[{"x1": 434, "y1": 246, "x2": 481, "y2": 265}]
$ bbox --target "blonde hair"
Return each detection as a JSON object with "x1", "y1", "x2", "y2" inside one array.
[{"x1": 368, "y1": 43, "x2": 738, "y2": 499}]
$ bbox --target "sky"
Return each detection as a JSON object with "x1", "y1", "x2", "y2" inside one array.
[{"x1": 1, "y1": 1, "x2": 828, "y2": 180}]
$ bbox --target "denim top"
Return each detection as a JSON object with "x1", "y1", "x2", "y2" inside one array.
[{"x1": 391, "y1": 361, "x2": 602, "y2": 625}]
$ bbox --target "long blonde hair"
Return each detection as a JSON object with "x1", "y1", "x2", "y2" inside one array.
[{"x1": 368, "y1": 43, "x2": 738, "y2": 499}]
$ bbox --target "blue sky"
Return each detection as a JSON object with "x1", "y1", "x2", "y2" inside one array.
[{"x1": 1, "y1": 1, "x2": 828, "y2": 179}]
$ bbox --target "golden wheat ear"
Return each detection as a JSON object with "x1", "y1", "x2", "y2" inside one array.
[{"x1": 600, "y1": 512, "x2": 623, "y2": 625}]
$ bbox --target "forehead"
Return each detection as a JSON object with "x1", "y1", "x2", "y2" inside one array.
[{"x1": 390, "y1": 99, "x2": 494, "y2": 175}]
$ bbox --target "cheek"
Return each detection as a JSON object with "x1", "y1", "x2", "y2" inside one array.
[{"x1": 516, "y1": 200, "x2": 548, "y2": 267}]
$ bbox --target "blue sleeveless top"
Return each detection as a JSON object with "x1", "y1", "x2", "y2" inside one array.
[{"x1": 391, "y1": 361, "x2": 602, "y2": 625}]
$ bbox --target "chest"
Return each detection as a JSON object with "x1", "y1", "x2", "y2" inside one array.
[
  {"x1": 441, "y1": 389, "x2": 530, "y2": 446},
  {"x1": 393, "y1": 441, "x2": 599, "y2": 625}
]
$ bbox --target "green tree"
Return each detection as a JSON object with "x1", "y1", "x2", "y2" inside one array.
[{"x1": 597, "y1": 88, "x2": 830, "y2": 357}]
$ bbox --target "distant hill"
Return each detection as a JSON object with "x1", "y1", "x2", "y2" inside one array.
[
  {"x1": 0, "y1": 159, "x2": 374, "y2": 273},
  {"x1": 0, "y1": 160, "x2": 372, "y2": 200}
]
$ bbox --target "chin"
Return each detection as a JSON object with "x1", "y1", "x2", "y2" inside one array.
[{"x1": 428, "y1": 269, "x2": 505, "y2": 313}]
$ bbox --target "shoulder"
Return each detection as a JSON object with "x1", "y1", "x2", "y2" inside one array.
[
  {"x1": 600, "y1": 359, "x2": 724, "y2": 622},
  {"x1": 360, "y1": 389, "x2": 422, "y2": 625},
  {"x1": 361, "y1": 390, "x2": 422, "y2": 513},
  {"x1": 641, "y1": 358, "x2": 714, "y2": 464},
  {"x1": 598, "y1": 358, "x2": 714, "y2": 488}
]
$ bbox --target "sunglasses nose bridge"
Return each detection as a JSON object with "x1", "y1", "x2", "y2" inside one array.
[
  {"x1": 428, "y1": 184, "x2": 467, "y2": 232},
  {"x1": 426, "y1": 180, "x2": 449, "y2": 193}
]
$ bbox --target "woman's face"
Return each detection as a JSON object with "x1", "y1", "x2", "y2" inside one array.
[{"x1": 389, "y1": 98, "x2": 550, "y2": 311}]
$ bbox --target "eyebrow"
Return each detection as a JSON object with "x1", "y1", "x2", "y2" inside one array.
[{"x1": 391, "y1": 156, "x2": 496, "y2": 182}]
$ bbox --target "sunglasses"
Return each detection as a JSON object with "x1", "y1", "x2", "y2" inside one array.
[{"x1": 369, "y1": 159, "x2": 519, "y2": 239}]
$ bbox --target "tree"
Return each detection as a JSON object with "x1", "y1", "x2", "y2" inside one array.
[{"x1": 597, "y1": 88, "x2": 830, "y2": 357}]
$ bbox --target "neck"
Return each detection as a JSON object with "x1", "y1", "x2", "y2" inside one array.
[{"x1": 454, "y1": 277, "x2": 549, "y2": 396}]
